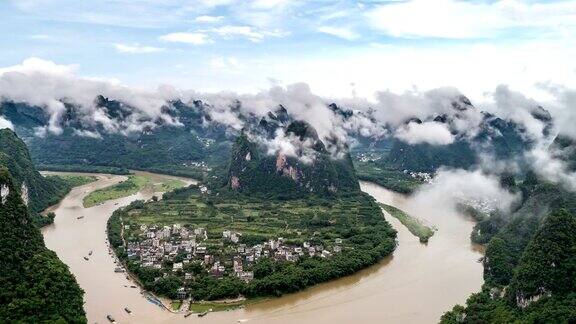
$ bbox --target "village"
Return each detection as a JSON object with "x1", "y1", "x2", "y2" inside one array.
[{"x1": 124, "y1": 223, "x2": 344, "y2": 297}]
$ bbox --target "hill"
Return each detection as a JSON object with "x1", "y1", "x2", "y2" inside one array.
[
  {"x1": 0, "y1": 129, "x2": 74, "y2": 225},
  {"x1": 442, "y1": 173, "x2": 576, "y2": 323},
  {"x1": 1, "y1": 99, "x2": 231, "y2": 179},
  {"x1": 0, "y1": 168, "x2": 86, "y2": 322},
  {"x1": 226, "y1": 120, "x2": 360, "y2": 198}
]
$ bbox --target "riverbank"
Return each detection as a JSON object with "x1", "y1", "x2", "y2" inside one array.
[{"x1": 42, "y1": 175, "x2": 483, "y2": 324}]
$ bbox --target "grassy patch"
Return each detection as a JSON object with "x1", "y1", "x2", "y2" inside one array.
[
  {"x1": 83, "y1": 175, "x2": 185, "y2": 208},
  {"x1": 170, "y1": 300, "x2": 182, "y2": 311},
  {"x1": 354, "y1": 161, "x2": 423, "y2": 194},
  {"x1": 379, "y1": 203, "x2": 435, "y2": 243},
  {"x1": 189, "y1": 301, "x2": 244, "y2": 313},
  {"x1": 53, "y1": 175, "x2": 98, "y2": 188}
]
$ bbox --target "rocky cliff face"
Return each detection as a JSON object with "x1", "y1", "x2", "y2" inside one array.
[
  {"x1": 226, "y1": 120, "x2": 360, "y2": 197},
  {"x1": 0, "y1": 129, "x2": 66, "y2": 213}
]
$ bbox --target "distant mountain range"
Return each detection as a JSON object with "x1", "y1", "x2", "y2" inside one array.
[{"x1": 0, "y1": 93, "x2": 554, "y2": 183}]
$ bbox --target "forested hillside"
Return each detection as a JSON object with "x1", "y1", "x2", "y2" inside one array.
[
  {"x1": 0, "y1": 129, "x2": 74, "y2": 225},
  {"x1": 1, "y1": 99, "x2": 232, "y2": 179},
  {"x1": 226, "y1": 121, "x2": 360, "y2": 198},
  {"x1": 0, "y1": 168, "x2": 86, "y2": 323},
  {"x1": 442, "y1": 175, "x2": 576, "y2": 323}
]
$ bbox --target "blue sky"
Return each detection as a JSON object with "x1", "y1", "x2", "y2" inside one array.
[{"x1": 2, "y1": 0, "x2": 576, "y2": 99}]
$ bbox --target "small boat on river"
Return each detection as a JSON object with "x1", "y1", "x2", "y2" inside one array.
[
  {"x1": 83, "y1": 256, "x2": 89, "y2": 261},
  {"x1": 198, "y1": 311, "x2": 209, "y2": 317},
  {"x1": 106, "y1": 314, "x2": 116, "y2": 323},
  {"x1": 124, "y1": 307, "x2": 132, "y2": 314},
  {"x1": 77, "y1": 216, "x2": 84, "y2": 220}
]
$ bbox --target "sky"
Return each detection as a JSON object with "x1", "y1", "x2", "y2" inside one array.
[{"x1": 2, "y1": 0, "x2": 576, "y2": 101}]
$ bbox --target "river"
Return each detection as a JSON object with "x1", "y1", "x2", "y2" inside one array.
[{"x1": 42, "y1": 174, "x2": 483, "y2": 324}]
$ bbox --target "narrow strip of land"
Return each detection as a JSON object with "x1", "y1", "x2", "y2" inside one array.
[
  {"x1": 379, "y1": 203, "x2": 436, "y2": 243},
  {"x1": 83, "y1": 173, "x2": 184, "y2": 208}
]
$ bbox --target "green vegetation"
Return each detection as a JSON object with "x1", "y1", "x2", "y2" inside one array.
[
  {"x1": 83, "y1": 174, "x2": 185, "y2": 207},
  {"x1": 379, "y1": 203, "x2": 435, "y2": 243},
  {"x1": 189, "y1": 300, "x2": 247, "y2": 313},
  {"x1": 0, "y1": 129, "x2": 91, "y2": 226},
  {"x1": 170, "y1": 300, "x2": 182, "y2": 311},
  {"x1": 108, "y1": 186, "x2": 397, "y2": 303},
  {"x1": 226, "y1": 130, "x2": 360, "y2": 198},
  {"x1": 442, "y1": 173, "x2": 576, "y2": 324},
  {"x1": 0, "y1": 168, "x2": 86, "y2": 323},
  {"x1": 38, "y1": 163, "x2": 130, "y2": 175},
  {"x1": 355, "y1": 161, "x2": 423, "y2": 194},
  {"x1": 53, "y1": 174, "x2": 98, "y2": 187}
]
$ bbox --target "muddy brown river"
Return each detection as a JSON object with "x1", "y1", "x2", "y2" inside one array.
[{"x1": 42, "y1": 174, "x2": 483, "y2": 324}]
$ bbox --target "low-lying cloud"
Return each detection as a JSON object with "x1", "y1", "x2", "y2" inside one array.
[
  {"x1": 2, "y1": 57, "x2": 576, "y2": 182},
  {"x1": 395, "y1": 121, "x2": 455, "y2": 145},
  {"x1": 0, "y1": 116, "x2": 13, "y2": 130}
]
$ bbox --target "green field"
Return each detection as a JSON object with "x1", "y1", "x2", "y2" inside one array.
[
  {"x1": 53, "y1": 175, "x2": 98, "y2": 187},
  {"x1": 83, "y1": 175, "x2": 185, "y2": 208},
  {"x1": 379, "y1": 203, "x2": 435, "y2": 243},
  {"x1": 107, "y1": 186, "x2": 397, "y2": 303},
  {"x1": 354, "y1": 161, "x2": 423, "y2": 194}
]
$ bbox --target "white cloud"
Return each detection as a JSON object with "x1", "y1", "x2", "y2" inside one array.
[
  {"x1": 0, "y1": 58, "x2": 179, "y2": 135},
  {"x1": 395, "y1": 121, "x2": 455, "y2": 145},
  {"x1": 318, "y1": 26, "x2": 359, "y2": 41},
  {"x1": 411, "y1": 168, "x2": 518, "y2": 216},
  {"x1": 159, "y1": 32, "x2": 210, "y2": 45},
  {"x1": 114, "y1": 43, "x2": 165, "y2": 54},
  {"x1": 194, "y1": 15, "x2": 224, "y2": 23},
  {"x1": 367, "y1": 0, "x2": 576, "y2": 39},
  {"x1": 0, "y1": 116, "x2": 13, "y2": 130},
  {"x1": 526, "y1": 144, "x2": 576, "y2": 192},
  {"x1": 205, "y1": 25, "x2": 287, "y2": 42}
]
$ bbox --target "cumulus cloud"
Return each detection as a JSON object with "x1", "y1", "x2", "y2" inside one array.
[
  {"x1": 395, "y1": 121, "x2": 455, "y2": 145},
  {"x1": 0, "y1": 116, "x2": 13, "y2": 130}
]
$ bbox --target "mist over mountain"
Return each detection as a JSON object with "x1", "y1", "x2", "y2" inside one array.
[{"x1": 1, "y1": 61, "x2": 570, "y2": 192}]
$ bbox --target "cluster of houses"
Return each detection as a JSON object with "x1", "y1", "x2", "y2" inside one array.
[
  {"x1": 124, "y1": 223, "x2": 344, "y2": 288},
  {"x1": 404, "y1": 170, "x2": 433, "y2": 183},
  {"x1": 355, "y1": 152, "x2": 382, "y2": 163}
]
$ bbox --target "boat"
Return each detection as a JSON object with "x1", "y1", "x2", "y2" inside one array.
[
  {"x1": 106, "y1": 314, "x2": 116, "y2": 323},
  {"x1": 130, "y1": 285, "x2": 137, "y2": 288},
  {"x1": 88, "y1": 250, "x2": 93, "y2": 256},
  {"x1": 114, "y1": 267, "x2": 125, "y2": 273},
  {"x1": 83, "y1": 256, "x2": 89, "y2": 261},
  {"x1": 184, "y1": 313, "x2": 193, "y2": 318},
  {"x1": 124, "y1": 307, "x2": 132, "y2": 314},
  {"x1": 146, "y1": 295, "x2": 162, "y2": 307},
  {"x1": 77, "y1": 216, "x2": 84, "y2": 220},
  {"x1": 198, "y1": 311, "x2": 209, "y2": 317}
]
